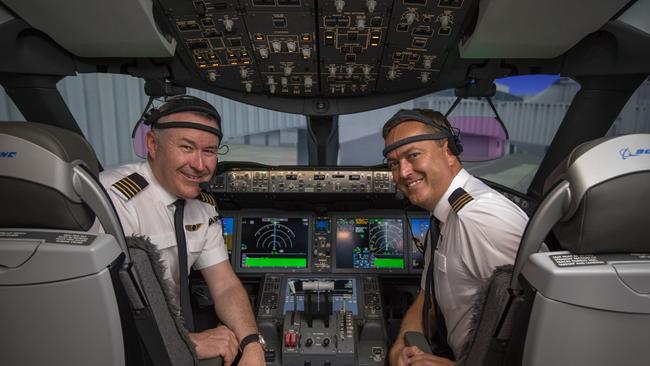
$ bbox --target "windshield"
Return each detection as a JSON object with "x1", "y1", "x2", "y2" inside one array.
[
  {"x1": 339, "y1": 75, "x2": 574, "y2": 192},
  {"x1": 1, "y1": 74, "x2": 649, "y2": 195}
]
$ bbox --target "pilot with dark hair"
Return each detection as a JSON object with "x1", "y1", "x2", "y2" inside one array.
[
  {"x1": 100, "y1": 96, "x2": 265, "y2": 366},
  {"x1": 383, "y1": 109, "x2": 528, "y2": 366}
]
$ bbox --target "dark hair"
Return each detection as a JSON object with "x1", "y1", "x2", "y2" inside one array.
[{"x1": 382, "y1": 109, "x2": 451, "y2": 138}]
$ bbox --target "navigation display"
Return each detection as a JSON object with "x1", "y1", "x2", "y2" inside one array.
[
  {"x1": 220, "y1": 216, "x2": 234, "y2": 257},
  {"x1": 335, "y1": 217, "x2": 405, "y2": 270},
  {"x1": 409, "y1": 217, "x2": 430, "y2": 270},
  {"x1": 240, "y1": 217, "x2": 309, "y2": 269}
]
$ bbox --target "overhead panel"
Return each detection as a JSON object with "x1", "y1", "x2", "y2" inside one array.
[
  {"x1": 155, "y1": 0, "x2": 475, "y2": 97},
  {"x1": 376, "y1": 0, "x2": 469, "y2": 92},
  {"x1": 161, "y1": 0, "x2": 263, "y2": 94},
  {"x1": 243, "y1": 0, "x2": 319, "y2": 96},
  {"x1": 318, "y1": 0, "x2": 392, "y2": 96}
]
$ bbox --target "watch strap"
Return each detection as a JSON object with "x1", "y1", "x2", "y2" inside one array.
[{"x1": 239, "y1": 333, "x2": 260, "y2": 351}]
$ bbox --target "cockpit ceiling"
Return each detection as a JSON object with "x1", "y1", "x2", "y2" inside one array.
[{"x1": 1, "y1": 0, "x2": 639, "y2": 115}]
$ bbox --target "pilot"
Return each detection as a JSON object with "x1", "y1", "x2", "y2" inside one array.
[
  {"x1": 100, "y1": 96, "x2": 265, "y2": 366},
  {"x1": 382, "y1": 109, "x2": 528, "y2": 366}
]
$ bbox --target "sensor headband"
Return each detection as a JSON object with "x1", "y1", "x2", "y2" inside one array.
[
  {"x1": 382, "y1": 132, "x2": 448, "y2": 157},
  {"x1": 381, "y1": 109, "x2": 462, "y2": 157},
  {"x1": 152, "y1": 121, "x2": 223, "y2": 140}
]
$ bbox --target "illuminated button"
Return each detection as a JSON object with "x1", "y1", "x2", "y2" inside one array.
[
  {"x1": 284, "y1": 65, "x2": 292, "y2": 76},
  {"x1": 301, "y1": 47, "x2": 311, "y2": 59},
  {"x1": 286, "y1": 40, "x2": 297, "y2": 52},
  {"x1": 334, "y1": 0, "x2": 345, "y2": 12},
  {"x1": 405, "y1": 11, "x2": 416, "y2": 26},
  {"x1": 328, "y1": 65, "x2": 337, "y2": 77},
  {"x1": 223, "y1": 18, "x2": 234, "y2": 32},
  {"x1": 363, "y1": 65, "x2": 371, "y2": 78},
  {"x1": 254, "y1": 33, "x2": 265, "y2": 41},
  {"x1": 356, "y1": 18, "x2": 365, "y2": 31},
  {"x1": 366, "y1": 0, "x2": 376, "y2": 13},
  {"x1": 304, "y1": 75, "x2": 313, "y2": 88},
  {"x1": 259, "y1": 47, "x2": 270, "y2": 59},
  {"x1": 346, "y1": 65, "x2": 354, "y2": 78}
]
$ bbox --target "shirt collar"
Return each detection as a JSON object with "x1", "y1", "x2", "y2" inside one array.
[
  {"x1": 140, "y1": 161, "x2": 178, "y2": 207},
  {"x1": 433, "y1": 168, "x2": 471, "y2": 223}
]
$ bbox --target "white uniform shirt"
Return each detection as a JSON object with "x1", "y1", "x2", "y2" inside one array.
[
  {"x1": 100, "y1": 161, "x2": 228, "y2": 303},
  {"x1": 420, "y1": 169, "x2": 528, "y2": 358}
]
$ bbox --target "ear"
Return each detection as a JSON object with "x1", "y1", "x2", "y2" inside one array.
[
  {"x1": 443, "y1": 140, "x2": 456, "y2": 166},
  {"x1": 145, "y1": 130, "x2": 157, "y2": 159}
]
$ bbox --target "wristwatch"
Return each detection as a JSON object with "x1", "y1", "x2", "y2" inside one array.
[{"x1": 239, "y1": 333, "x2": 267, "y2": 352}]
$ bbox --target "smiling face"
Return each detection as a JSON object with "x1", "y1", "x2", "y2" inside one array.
[
  {"x1": 384, "y1": 120, "x2": 461, "y2": 211},
  {"x1": 146, "y1": 111, "x2": 221, "y2": 199}
]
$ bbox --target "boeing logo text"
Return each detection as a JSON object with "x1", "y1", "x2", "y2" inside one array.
[{"x1": 619, "y1": 147, "x2": 650, "y2": 160}]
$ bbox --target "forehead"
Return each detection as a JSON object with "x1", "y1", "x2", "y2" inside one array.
[
  {"x1": 158, "y1": 112, "x2": 221, "y2": 145},
  {"x1": 158, "y1": 111, "x2": 219, "y2": 128},
  {"x1": 384, "y1": 121, "x2": 440, "y2": 159},
  {"x1": 384, "y1": 120, "x2": 432, "y2": 144}
]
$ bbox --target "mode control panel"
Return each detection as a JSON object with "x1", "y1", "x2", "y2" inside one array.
[
  {"x1": 215, "y1": 168, "x2": 396, "y2": 193},
  {"x1": 270, "y1": 170, "x2": 373, "y2": 193}
]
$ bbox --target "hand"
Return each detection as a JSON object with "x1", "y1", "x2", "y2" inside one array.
[
  {"x1": 238, "y1": 341, "x2": 266, "y2": 366},
  {"x1": 389, "y1": 342, "x2": 408, "y2": 366},
  {"x1": 405, "y1": 346, "x2": 454, "y2": 366},
  {"x1": 188, "y1": 325, "x2": 239, "y2": 365}
]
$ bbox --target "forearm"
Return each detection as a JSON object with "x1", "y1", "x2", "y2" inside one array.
[
  {"x1": 396, "y1": 291, "x2": 425, "y2": 344},
  {"x1": 212, "y1": 283, "x2": 258, "y2": 340},
  {"x1": 390, "y1": 291, "x2": 426, "y2": 363}
]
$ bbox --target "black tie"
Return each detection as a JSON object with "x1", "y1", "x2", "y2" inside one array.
[
  {"x1": 422, "y1": 215, "x2": 440, "y2": 340},
  {"x1": 173, "y1": 199, "x2": 194, "y2": 331},
  {"x1": 422, "y1": 215, "x2": 455, "y2": 359}
]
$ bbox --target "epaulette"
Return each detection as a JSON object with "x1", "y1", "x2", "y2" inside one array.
[
  {"x1": 111, "y1": 173, "x2": 148, "y2": 200},
  {"x1": 448, "y1": 187, "x2": 474, "y2": 214},
  {"x1": 197, "y1": 192, "x2": 217, "y2": 207}
]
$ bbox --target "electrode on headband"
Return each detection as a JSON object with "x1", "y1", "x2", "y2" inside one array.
[{"x1": 381, "y1": 109, "x2": 463, "y2": 157}]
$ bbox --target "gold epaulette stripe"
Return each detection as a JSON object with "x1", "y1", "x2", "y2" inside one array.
[
  {"x1": 448, "y1": 187, "x2": 474, "y2": 214},
  {"x1": 451, "y1": 193, "x2": 473, "y2": 212},
  {"x1": 198, "y1": 192, "x2": 216, "y2": 206},
  {"x1": 111, "y1": 173, "x2": 148, "y2": 200}
]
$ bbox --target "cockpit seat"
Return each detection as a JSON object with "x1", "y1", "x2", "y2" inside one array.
[
  {"x1": 455, "y1": 134, "x2": 650, "y2": 366},
  {"x1": 0, "y1": 122, "x2": 215, "y2": 366}
]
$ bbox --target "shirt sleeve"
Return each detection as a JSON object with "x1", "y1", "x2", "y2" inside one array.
[
  {"x1": 193, "y1": 218, "x2": 229, "y2": 270},
  {"x1": 454, "y1": 198, "x2": 527, "y2": 281}
]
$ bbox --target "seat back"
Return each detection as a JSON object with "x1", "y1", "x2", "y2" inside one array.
[
  {"x1": 0, "y1": 122, "x2": 204, "y2": 366},
  {"x1": 458, "y1": 134, "x2": 650, "y2": 366}
]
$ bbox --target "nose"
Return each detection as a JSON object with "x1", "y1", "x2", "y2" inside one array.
[
  {"x1": 398, "y1": 159, "x2": 413, "y2": 180},
  {"x1": 189, "y1": 151, "x2": 205, "y2": 171}
]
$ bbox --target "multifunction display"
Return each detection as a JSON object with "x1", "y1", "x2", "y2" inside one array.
[
  {"x1": 335, "y1": 217, "x2": 405, "y2": 269},
  {"x1": 240, "y1": 217, "x2": 310, "y2": 269}
]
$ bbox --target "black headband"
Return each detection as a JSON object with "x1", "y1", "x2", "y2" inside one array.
[
  {"x1": 382, "y1": 110, "x2": 460, "y2": 157},
  {"x1": 382, "y1": 133, "x2": 448, "y2": 156},
  {"x1": 152, "y1": 120, "x2": 223, "y2": 140}
]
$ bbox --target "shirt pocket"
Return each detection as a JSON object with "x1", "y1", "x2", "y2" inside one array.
[{"x1": 185, "y1": 224, "x2": 206, "y2": 253}]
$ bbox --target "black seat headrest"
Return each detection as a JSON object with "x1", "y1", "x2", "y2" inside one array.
[{"x1": 0, "y1": 122, "x2": 100, "y2": 231}]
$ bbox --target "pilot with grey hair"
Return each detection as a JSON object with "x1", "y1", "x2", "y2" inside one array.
[{"x1": 100, "y1": 96, "x2": 265, "y2": 366}]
